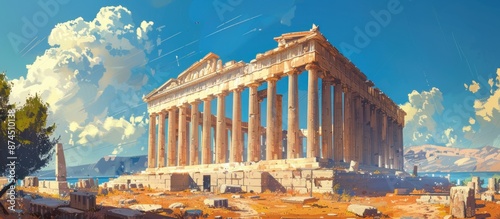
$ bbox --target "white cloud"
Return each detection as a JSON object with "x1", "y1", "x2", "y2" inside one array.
[
  {"x1": 467, "y1": 80, "x2": 480, "y2": 93},
  {"x1": 9, "y1": 6, "x2": 158, "y2": 165},
  {"x1": 400, "y1": 87, "x2": 457, "y2": 146},
  {"x1": 473, "y1": 69, "x2": 500, "y2": 122}
]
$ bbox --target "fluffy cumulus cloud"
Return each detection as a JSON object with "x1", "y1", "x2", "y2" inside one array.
[
  {"x1": 402, "y1": 68, "x2": 500, "y2": 148},
  {"x1": 10, "y1": 6, "x2": 159, "y2": 164},
  {"x1": 467, "y1": 68, "x2": 500, "y2": 146},
  {"x1": 400, "y1": 87, "x2": 457, "y2": 146}
]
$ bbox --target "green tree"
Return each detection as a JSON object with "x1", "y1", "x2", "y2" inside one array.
[{"x1": 0, "y1": 73, "x2": 59, "y2": 180}]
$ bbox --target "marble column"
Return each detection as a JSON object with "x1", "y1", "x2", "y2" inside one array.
[
  {"x1": 190, "y1": 101, "x2": 200, "y2": 165},
  {"x1": 266, "y1": 77, "x2": 279, "y2": 160},
  {"x1": 306, "y1": 63, "x2": 320, "y2": 158},
  {"x1": 370, "y1": 106, "x2": 380, "y2": 167},
  {"x1": 167, "y1": 108, "x2": 178, "y2": 166},
  {"x1": 202, "y1": 97, "x2": 212, "y2": 164},
  {"x1": 354, "y1": 96, "x2": 363, "y2": 164},
  {"x1": 216, "y1": 92, "x2": 228, "y2": 163},
  {"x1": 321, "y1": 79, "x2": 333, "y2": 159},
  {"x1": 362, "y1": 101, "x2": 372, "y2": 166},
  {"x1": 178, "y1": 104, "x2": 188, "y2": 166},
  {"x1": 381, "y1": 113, "x2": 388, "y2": 168},
  {"x1": 287, "y1": 69, "x2": 300, "y2": 159},
  {"x1": 248, "y1": 84, "x2": 260, "y2": 162},
  {"x1": 277, "y1": 95, "x2": 283, "y2": 159},
  {"x1": 333, "y1": 81, "x2": 343, "y2": 162},
  {"x1": 343, "y1": 85, "x2": 353, "y2": 163},
  {"x1": 157, "y1": 112, "x2": 166, "y2": 168},
  {"x1": 148, "y1": 113, "x2": 157, "y2": 168},
  {"x1": 388, "y1": 119, "x2": 394, "y2": 169},
  {"x1": 231, "y1": 88, "x2": 243, "y2": 163}
]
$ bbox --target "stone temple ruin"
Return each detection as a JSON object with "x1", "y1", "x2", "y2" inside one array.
[{"x1": 107, "y1": 25, "x2": 410, "y2": 194}]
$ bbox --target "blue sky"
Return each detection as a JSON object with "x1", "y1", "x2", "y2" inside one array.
[{"x1": 1, "y1": 0, "x2": 500, "y2": 166}]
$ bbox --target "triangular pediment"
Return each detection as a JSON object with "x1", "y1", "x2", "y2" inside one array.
[
  {"x1": 144, "y1": 78, "x2": 179, "y2": 100},
  {"x1": 177, "y1": 52, "x2": 220, "y2": 83},
  {"x1": 274, "y1": 24, "x2": 321, "y2": 45}
]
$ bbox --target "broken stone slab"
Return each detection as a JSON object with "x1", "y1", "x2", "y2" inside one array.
[
  {"x1": 168, "y1": 202, "x2": 186, "y2": 209},
  {"x1": 220, "y1": 184, "x2": 242, "y2": 193},
  {"x1": 129, "y1": 204, "x2": 162, "y2": 212},
  {"x1": 231, "y1": 194, "x2": 242, "y2": 199},
  {"x1": 450, "y1": 186, "x2": 475, "y2": 218},
  {"x1": 119, "y1": 199, "x2": 137, "y2": 205},
  {"x1": 146, "y1": 192, "x2": 166, "y2": 197},
  {"x1": 204, "y1": 198, "x2": 228, "y2": 208},
  {"x1": 481, "y1": 191, "x2": 495, "y2": 202},
  {"x1": 106, "y1": 208, "x2": 143, "y2": 218},
  {"x1": 347, "y1": 204, "x2": 378, "y2": 217},
  {"x1": 281, "y1": 196, "x2": 318, "y2": 204},
  {"x1": 249, "y1": 195, "x2": 260, "y2": 199}
]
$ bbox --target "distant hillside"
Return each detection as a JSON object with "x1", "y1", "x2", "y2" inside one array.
[
  {"x1": 404, "y1": 145, "x2": 500, "y2": 172},
  {"x1": 36, "y1": 155, "x2": 147, "y2": 177}
]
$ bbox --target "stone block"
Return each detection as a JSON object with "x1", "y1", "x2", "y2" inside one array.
[
  {"x1": 481, "y1": 191, "x2": 495, "y2": 202},
  {"x1": 347, "y1": 204, "x2": 378, "y2": 217},
  {"x1": 488, "y1": 178, "x2": 497, "y2": 192},
  {"x1": 450, "y1": 186, "x2": 475, "y2": 218},
  {"x1": 220, "y1": 184, "x2": 242, "y2": 193},
  {"x1": 204, "y1": 198, "x2": 228, "y2": 208}
]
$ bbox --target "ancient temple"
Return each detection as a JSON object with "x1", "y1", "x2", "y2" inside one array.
[{"x1": 143, "y1": 25, "x2": 405, "y2": 171}]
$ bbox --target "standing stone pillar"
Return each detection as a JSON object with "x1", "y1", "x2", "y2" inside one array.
[
  {"x1": 333, "y1": 81, "x2": 343, "y2": 162},
  {"x1": 306, "y1": 63, "x2": 320, "y2": 158},
  {"x1": 343, "y1": 85, "x2": 353, "y2": 163},
  {"x1": 157, "y1": 112, "x2": 166, "y2": 168},
  {"x1": 371, "y1": 107, "x2": 380, "y2": 167},
  {"x1": 277, "y1": 95, "x2": 283, "y2": 159},
  {"x1": 178, "y1": 104, "x2": 188, "y2": 166},
  {"x1": 231, "y1": 88, "x2": 243, "y2": 162},
  {"x1": 398, "y1": 124, "x2": 404, "y2": 170},
  {"x1": 387, "y1": 118, "x2": 393, "y2": 169},
  {"x1": 248, "y1": 83, "x2": 260, "y2": 162},
  {"x1": 167, "y1": 107, "x2": 178, "y2": 166},
  {"x1": 321, "y1": 79, "x2": 333, "y2": 159},
  {"x1": 354, "y1": 96, "x2": 363, "y2": 164},
  {"x1": 55, "y1": 143, "x2": 67, "y2": 182},
  {"x1": 266, "y1": 77, "x2": 279, "y2": 160},
  {"x1": 202, "y1": 97, "x2": 212, "y2": 164},
  {"x1": 216, "y1": 92, "x2": 228, "y2": 163},
  {"x1": 450, "y1": 186, "x2": 475, "y2": 218},
  {"x1": 189, "y1": 101, "x2": 200, "y2": 165},
  {"x1": 148, "y1": 113, "x2": 157, "y2": 168},
  {"x1": 381, "y1": 113, "x2": 388, "y2": 168},
  {"x1": 362, "y1": 101, "x2": 372, "y2": 166},
  {"x1": 287, "y1": 69, "x2": 300, "y2": 159}
]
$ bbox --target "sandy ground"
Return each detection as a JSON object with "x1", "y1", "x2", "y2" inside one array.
[{"x1": 2, "y1": 187, "x2": 500, "y2": 218}]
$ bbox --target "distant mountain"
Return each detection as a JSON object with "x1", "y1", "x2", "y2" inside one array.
[
  {"x1": 404, "y1": 145, "x2": 500, "y2": 172},
  {"x1": 36, "y1": 155, "x2": 147, "y2": 178}
]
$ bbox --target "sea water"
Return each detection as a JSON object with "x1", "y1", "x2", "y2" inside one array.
[{"x1": 422, "y1": 171, "x2": 500, "y2": 187}]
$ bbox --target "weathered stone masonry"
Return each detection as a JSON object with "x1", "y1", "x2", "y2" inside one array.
[{"x1": 143, "y1": 25, "x2": 406, "y2": 171}]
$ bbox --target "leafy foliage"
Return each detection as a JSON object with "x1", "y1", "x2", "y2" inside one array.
[{"x1": 0, "y1": 72, "x2": 59, "y2": 180}]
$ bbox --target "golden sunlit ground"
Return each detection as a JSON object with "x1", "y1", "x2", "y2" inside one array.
[{"x1": 3, "y1": 186, "x2": 500, "y2": 218}]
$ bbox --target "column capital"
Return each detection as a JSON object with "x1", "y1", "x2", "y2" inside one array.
[
  {"x1": 266, "y1": 76, "x2": 280, "y2": 82},
  {"x1": 190, "y1": 99, "x2": 201, "y2": 105},
  {"x1": 216, "y1": 90, "x2": 228, "y2": 97},
  {"x1": 246, "y1": 82, "x2": 261, "y2": 88},
  {"x1": 305, "y1": 62, "x2": 320, "y2": 71},
  {"x1": 168, "y1": 105, "x2": 178, "y2": 111},
  {"x1": 342, "y1": 84, "x2": 350, "y2": 92},
  {"x1": 176, "y1": 102, "x2": 189, "y2": 108},
  {"x1": 285, "y1": 68, "x2": 301, "y2": 75},
  {"x1": 233, "y1": 86, "x2": 245, "y2": 93},
  {"x1": 202, "y1": 95, "x2": 214, "y2": 101},
  {"x1": 150, "y1": 112, "x2": 157, "y2": 117}
]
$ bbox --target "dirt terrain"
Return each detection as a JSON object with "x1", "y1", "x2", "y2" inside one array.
[{"x1": 4, "y1": 187, "x2": 500, "y2": 218}]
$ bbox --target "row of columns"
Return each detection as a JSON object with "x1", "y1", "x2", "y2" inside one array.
[{"x1": 147, "y1": 62, "x2": 404, "y2": 170}]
